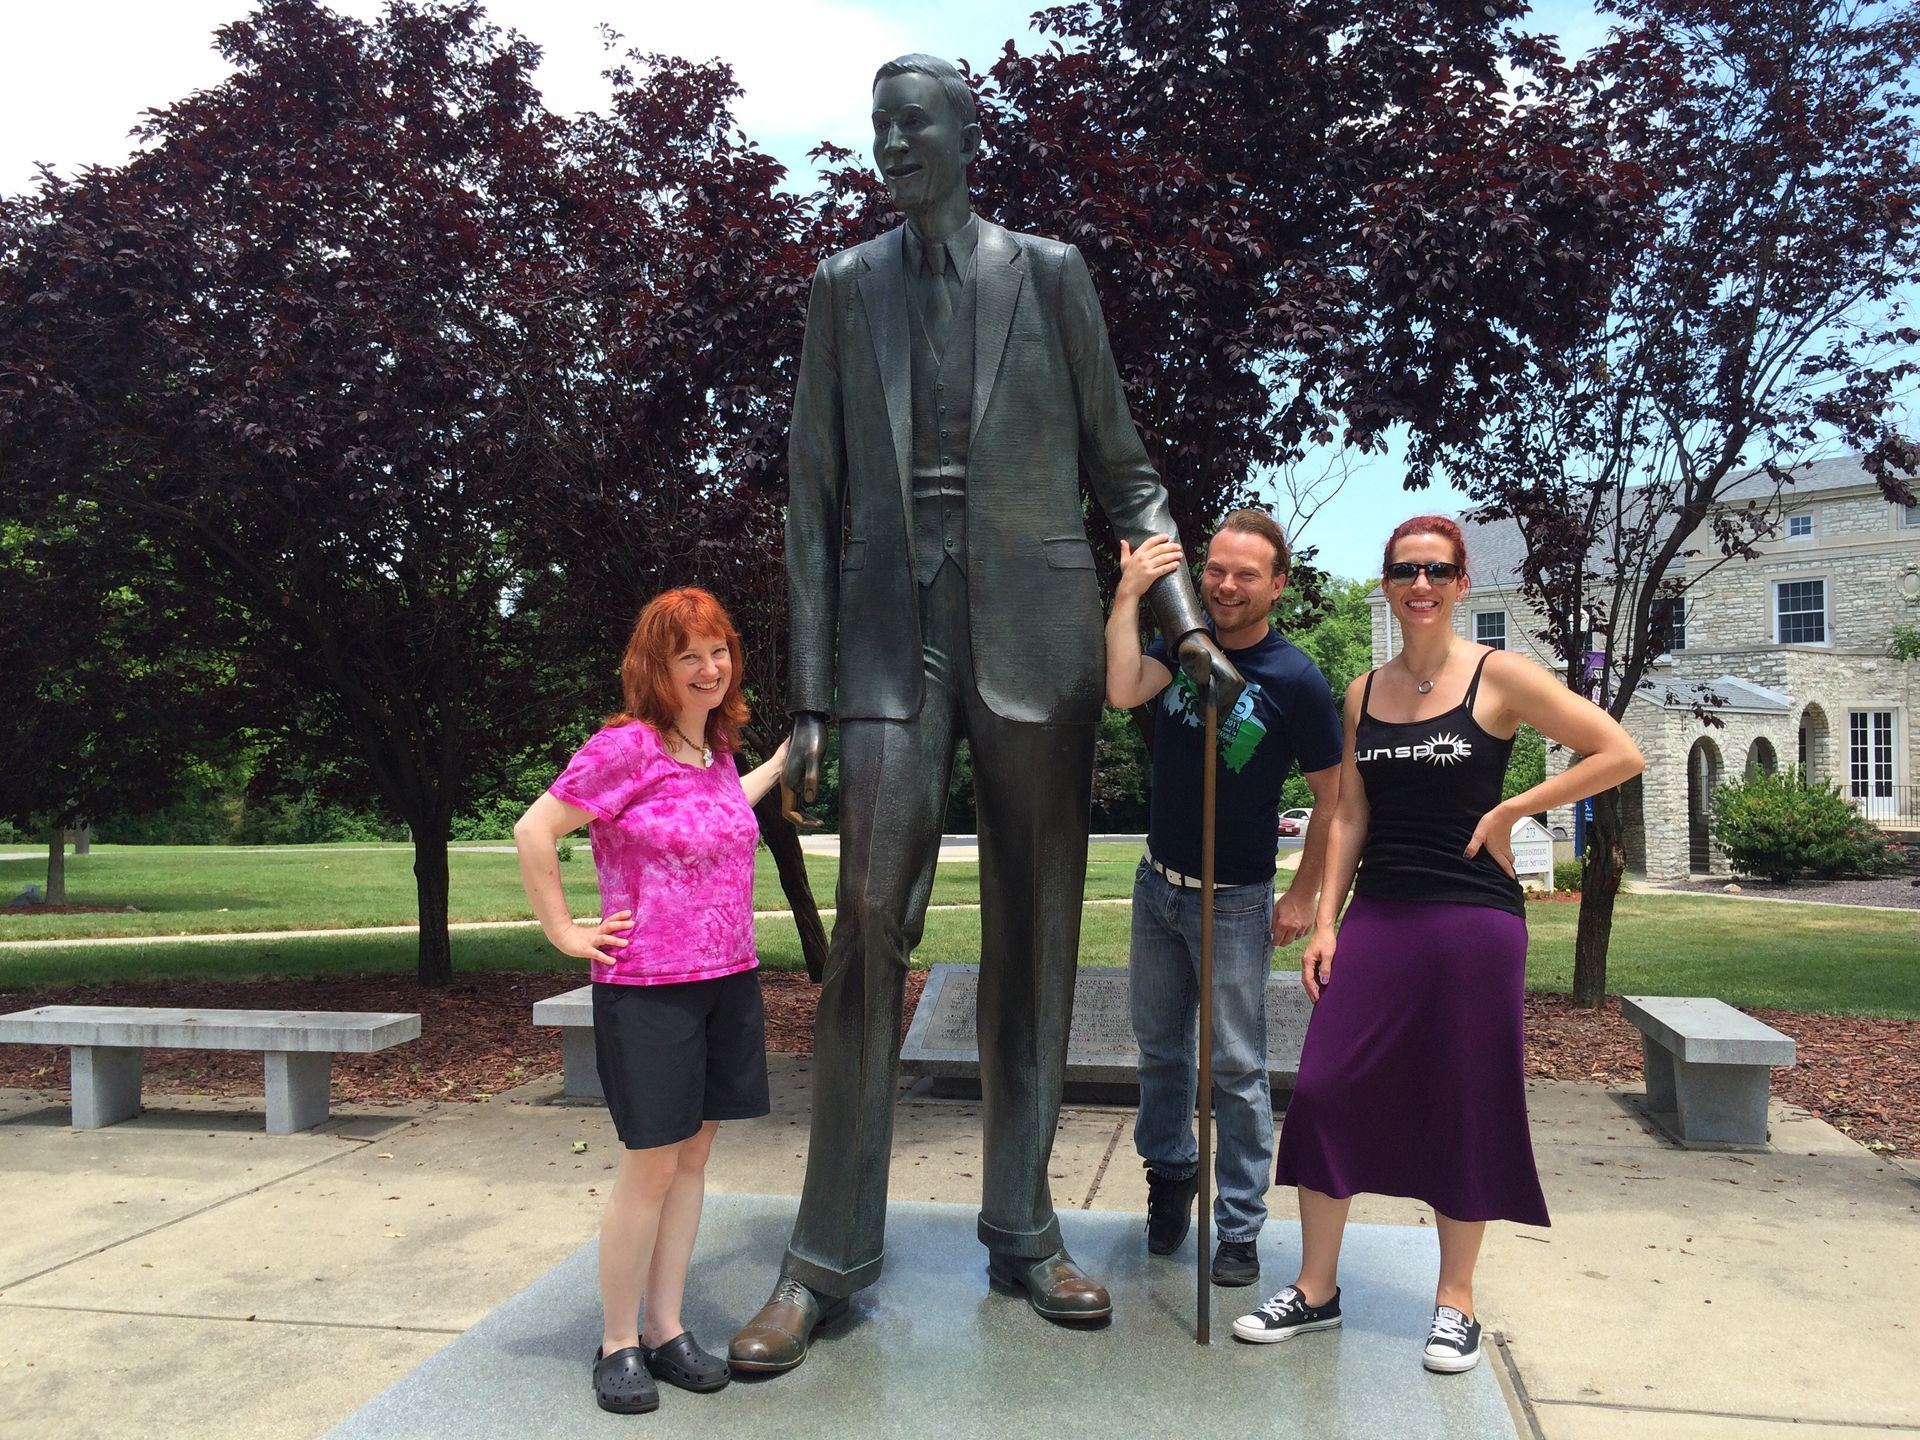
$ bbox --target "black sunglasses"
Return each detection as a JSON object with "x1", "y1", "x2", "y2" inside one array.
[{"x1": 1385, "y1": 561, "x2": 1463, "y2": 585}]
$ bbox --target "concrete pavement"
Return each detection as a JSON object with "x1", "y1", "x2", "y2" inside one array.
[{"x1": 2, "y1": 1061, "x2": 1917, "y2": 1438}]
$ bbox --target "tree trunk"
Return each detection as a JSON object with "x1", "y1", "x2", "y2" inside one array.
[
  {"x1": 1572, "y1": 786, "x2": 1627, "y2": 1008},
  {"x1": 413, "y1": 822, "x2": 453, "y2": 987},
  {"x1": 74, "y1": 822, "x2": 91, "y2": 855},
  {"x1": 755, "y1": 790, "x2": 829, "y2": 983},
  {"x1": 45, "y1": 822, "x2": 66, "y2": 905}
]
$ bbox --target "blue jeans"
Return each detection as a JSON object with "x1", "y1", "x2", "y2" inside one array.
[{"x1": 1129, "y1": 857, "x2": 1276, "y2": 1242}]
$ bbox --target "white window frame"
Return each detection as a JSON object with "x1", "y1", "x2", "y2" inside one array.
[
  {"x1": 1773, "y1": 577, "x2": 1830, "y2": 646},
  {"x1": 1847, "y1": 709, "x2": 1898, "y2": 821},
  {"x1": 1786, "y1": 513, "x2": 1813, "y2": 539},
  {"x1": 1474, "y1": 610, "x2": 1507, "y2": 650}
]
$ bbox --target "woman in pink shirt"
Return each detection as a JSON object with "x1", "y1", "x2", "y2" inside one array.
[{"x1": 515, "y1": 587, "x2": 787, "y2": 1415}]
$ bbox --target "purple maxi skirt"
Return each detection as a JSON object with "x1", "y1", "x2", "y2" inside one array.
[{"x1": 1275, "y1": 895, "x2": 1550, "y2": 1227}]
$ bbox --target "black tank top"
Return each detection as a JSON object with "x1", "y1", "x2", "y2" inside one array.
[{"x1": 1351, "y1": 651, "x2": 1526, "y2": 918}]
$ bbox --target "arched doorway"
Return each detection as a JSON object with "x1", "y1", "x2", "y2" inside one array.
[
  {"x1": 1798, "y1": 703, "x2": 1831, "y2": 783},
  {"x1": 1745, "y1": 736, "x2": 1779, "y2": 778},
  {"x1": 1686, "y1": 737, "x2": 1723, "y2": 873}
]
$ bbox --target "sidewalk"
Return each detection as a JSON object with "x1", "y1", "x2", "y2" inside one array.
[{"x1": 2, "y1": 1061, "x2": 1916, "y2": 1438}]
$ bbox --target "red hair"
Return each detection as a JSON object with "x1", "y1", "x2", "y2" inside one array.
[
  {"x1": 1383, "y1": 515, "x2": 1469, "y2": 580},
  {"x1": 610, "y1": 587, "x2": 748, "y2": 754}
]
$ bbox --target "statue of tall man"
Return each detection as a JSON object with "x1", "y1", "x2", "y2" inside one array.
[{"x1": 730, "y1": 54, "x2": 1242, "y2": 1373}]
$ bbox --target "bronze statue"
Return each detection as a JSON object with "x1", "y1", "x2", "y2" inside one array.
[{"x1": 729, "y1": 54, "x2": 1241, "y2": 1374}]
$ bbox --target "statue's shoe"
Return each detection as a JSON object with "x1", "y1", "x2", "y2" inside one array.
[
  {"x1": 986, "y1": 1248, "x2": 1113, "y2": 1322},
  {"x1": 728, "y1": 1277, "x2": 849, "y2": 1374}
]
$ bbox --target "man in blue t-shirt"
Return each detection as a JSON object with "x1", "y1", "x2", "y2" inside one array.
[{"x1": 1105, "y1": 507, "x2": 1343, "y2": 1288}]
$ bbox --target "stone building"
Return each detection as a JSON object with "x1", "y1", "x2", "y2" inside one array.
[{"x1": 1366, "y1": 456, "x2": 1920, "y2": 880}]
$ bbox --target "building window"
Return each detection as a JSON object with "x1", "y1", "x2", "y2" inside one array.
[
  {"x1": 1904, "y1": 503, "x2": 1920, "y2": 528},
  {"x1": 1650, "y1": 597, "x2": 1687, "y2": 654},
  {"x1": 1786, "y1": 514, "x2": 1813, "y2": 538},
  {"x1": 1775, "y1": 579, "x2": 1828, "y2": 644},
  {"x1": 1474, "y1": 611, "x2": 1507, "y2": 650}
]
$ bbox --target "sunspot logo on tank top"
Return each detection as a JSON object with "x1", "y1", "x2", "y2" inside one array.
[{"x1": 1357, "y1": 731, "x2": 1473, "y2": 766}]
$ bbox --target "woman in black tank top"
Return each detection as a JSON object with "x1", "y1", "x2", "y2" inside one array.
[{"x1": 1233, "y1": 517, "x2": 1644, "y2": 1374}]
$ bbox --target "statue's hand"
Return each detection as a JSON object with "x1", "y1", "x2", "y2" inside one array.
[
  {"x1": 780, "y1": 713, "x2": 829, "y2": 828},
  {"x1": 1177, "y1": 631, "x2": 1245, "y2": 717}
]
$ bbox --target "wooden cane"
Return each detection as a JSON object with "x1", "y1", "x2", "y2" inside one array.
[{"x1": 1197, "y1": 692, "x2": 1218, "y2": 1344}]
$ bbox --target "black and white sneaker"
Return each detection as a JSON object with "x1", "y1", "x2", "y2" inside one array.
[
  {"x1": 1231, "y1": 1284, "x2": 1342, "y2": 1344},
  {"x1": 1422, "y1": 1305, "x2": 1482, "y2": 1373}
]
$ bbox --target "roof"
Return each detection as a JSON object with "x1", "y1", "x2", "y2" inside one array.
[
  {"x1": 1454, "y1": 454, "x2": 1893, "y2": 590},
  {"x1": 1636, "y1": 674, "x2": 1793, "y2": 714}
]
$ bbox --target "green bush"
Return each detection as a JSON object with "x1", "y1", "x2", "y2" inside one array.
[
  {"x1": 231, "y1": 794, "x2": 402, "y2": 844},
  {"x1": 1502, "y1": 725, "x2": 1546, "y2": 804},
  {"x1": 451, "y1": 795, "x2": 525, "y2": 841},
  {"x1": 1710, "y1": 767, "x2": 1898, "y2": 883},
  {"x1": 1551, "y1": 852, "x2": 1629, "y2": 894}
]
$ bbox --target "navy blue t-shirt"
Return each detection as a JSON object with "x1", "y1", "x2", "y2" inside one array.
[{"x1": 1143, "y1": 627, "x2": 1343, "y2": 886}]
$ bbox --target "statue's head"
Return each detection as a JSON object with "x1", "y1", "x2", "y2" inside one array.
[{"x1": 871, "y1": 54, "x2": 980, "y2": 217}]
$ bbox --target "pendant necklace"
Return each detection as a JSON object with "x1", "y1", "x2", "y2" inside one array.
[
  {"x1": 670, "y1": 723, "x2": 712, "y2": 768},
  {"x1": 1409, "y1": 646, "x2": 1454, "y2": 696}
]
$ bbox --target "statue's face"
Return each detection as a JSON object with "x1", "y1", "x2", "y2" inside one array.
[{"x1": 871, "y1": 72, "x2": 976, "y2": 214}]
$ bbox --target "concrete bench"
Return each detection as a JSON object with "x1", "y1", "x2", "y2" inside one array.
[
  {"x1": 1619, "y1": 995, "x2": 1796, "y2": 1149},
  {"x1": 0, "y1": 1006, "x2": 421, "y2": 1134},
  {"x1": 530, "y1": 985, "x2": 599, "y2": 1100}
]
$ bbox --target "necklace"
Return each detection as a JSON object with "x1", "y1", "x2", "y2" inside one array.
[
  {"x1": 669, "y1": 722, "x2": 712, "y2": 768},
  {"x1": 1407, "y1": 646, "x2": 1454, "y2": 696}
]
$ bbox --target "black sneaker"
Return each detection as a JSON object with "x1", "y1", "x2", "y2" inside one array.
[
  {"x1": 1144, "y1": 1165, "x2": 1198, "y2": 1255},
  {"x1": 1231, "y1": 1285, "x2": 1342, "y2": 1344},
  {"x1": 1210, "y1": 1238, "x2": 1260, "y2": 1287},
  {"x1": 1422, "y1": 1305, "x2": 1482, "y2": 1373}
]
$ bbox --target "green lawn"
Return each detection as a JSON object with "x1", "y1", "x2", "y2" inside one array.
[
  {"x1": 0, "y1": 842, "x2": 1146, "y2": 941},
  {"x1": 1, "y1": 877, "x2": 1913, "y2": 1018}
]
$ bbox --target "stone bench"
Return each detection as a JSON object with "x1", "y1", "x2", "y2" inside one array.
[
  {"x1": 901, "y1": 963, "x2": 1311, "y2": 1102},
  {"x1": 1619, "y1": 995, "x2": 1796, "y2": 1149},
  {"x1": 530, "y1": 985, "x2": 600, "y2": 1100},
  {"x1": 0, "y1": 1006, "x2": 421, "y2": 1134}
]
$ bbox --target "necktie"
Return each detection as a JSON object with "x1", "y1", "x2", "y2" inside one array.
[{"x1": 923, "y1": 240, "x2": 955, "y2": 358}]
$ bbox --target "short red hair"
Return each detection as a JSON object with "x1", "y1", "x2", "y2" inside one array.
[
  {"x1": 1383, "y1": 515, "x2": 1469, "y2": 580},
  {"x1": 610, "y1": 587, "x2": 748, "y2": 754}
]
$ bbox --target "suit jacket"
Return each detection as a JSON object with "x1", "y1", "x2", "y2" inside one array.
[{"x1": 785, "y1": 217, "x2": 1205, "y2": 726}]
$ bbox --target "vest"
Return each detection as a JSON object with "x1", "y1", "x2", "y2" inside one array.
[{"x1": 908, "y1": 269, "x2": 977, "y2": 585}]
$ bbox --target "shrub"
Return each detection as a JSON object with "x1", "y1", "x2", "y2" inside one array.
[
  {"x1": 1502, "y1": 725, "x2": 1546, "y2": 804},
  {"x1": 1709, "y1": 767, "x2": 1898, "y2": 883},
  {"x1": 450, "y1": 795, "x2": 524, "y2": 842},
  {"x1": 1549, "y1": 855, "x2": 1629, "y2": 894}
]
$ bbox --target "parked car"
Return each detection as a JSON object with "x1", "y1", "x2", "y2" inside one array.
[{"x1": 1276, "y1": 807, "x2": 1313, "y2": 838}]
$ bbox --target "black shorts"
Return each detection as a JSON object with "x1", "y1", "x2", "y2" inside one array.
[{"x1": 592, "y1": 970, "x2": 770, "y2": 1150}]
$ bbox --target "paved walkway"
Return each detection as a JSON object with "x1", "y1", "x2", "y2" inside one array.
[
  {"x1": 0, "y1": 840, "x2": 1306, "y2": 952},
  {"x1": 2, "y1": 1061, "x2": 1916, "y2": 1438}
]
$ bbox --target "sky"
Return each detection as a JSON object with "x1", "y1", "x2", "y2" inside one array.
[{"x1": 1, "y1": 0, "x2": 1619, "y2": 580}]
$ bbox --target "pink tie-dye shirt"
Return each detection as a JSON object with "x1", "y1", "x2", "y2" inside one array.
[{"x1": 548, "y1": 721, "x2": 760, "y2": 987}]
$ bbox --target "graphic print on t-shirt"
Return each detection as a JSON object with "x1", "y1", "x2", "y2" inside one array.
[{"x1": 1162, "y1": 671, "x2": 1267, "y2": 772}]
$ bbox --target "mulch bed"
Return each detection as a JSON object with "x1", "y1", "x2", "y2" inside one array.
[
  {"x1": 0, "y1": 971, "x2": 1911, "y2": 1158},
  {"x1": 1659, "y1": 874, "x2": 1920, "y2": 909}
]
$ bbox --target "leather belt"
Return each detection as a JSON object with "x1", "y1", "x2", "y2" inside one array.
[{"x1": 1145, "y1": 848, "x2": 1245, "y2": 891}]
